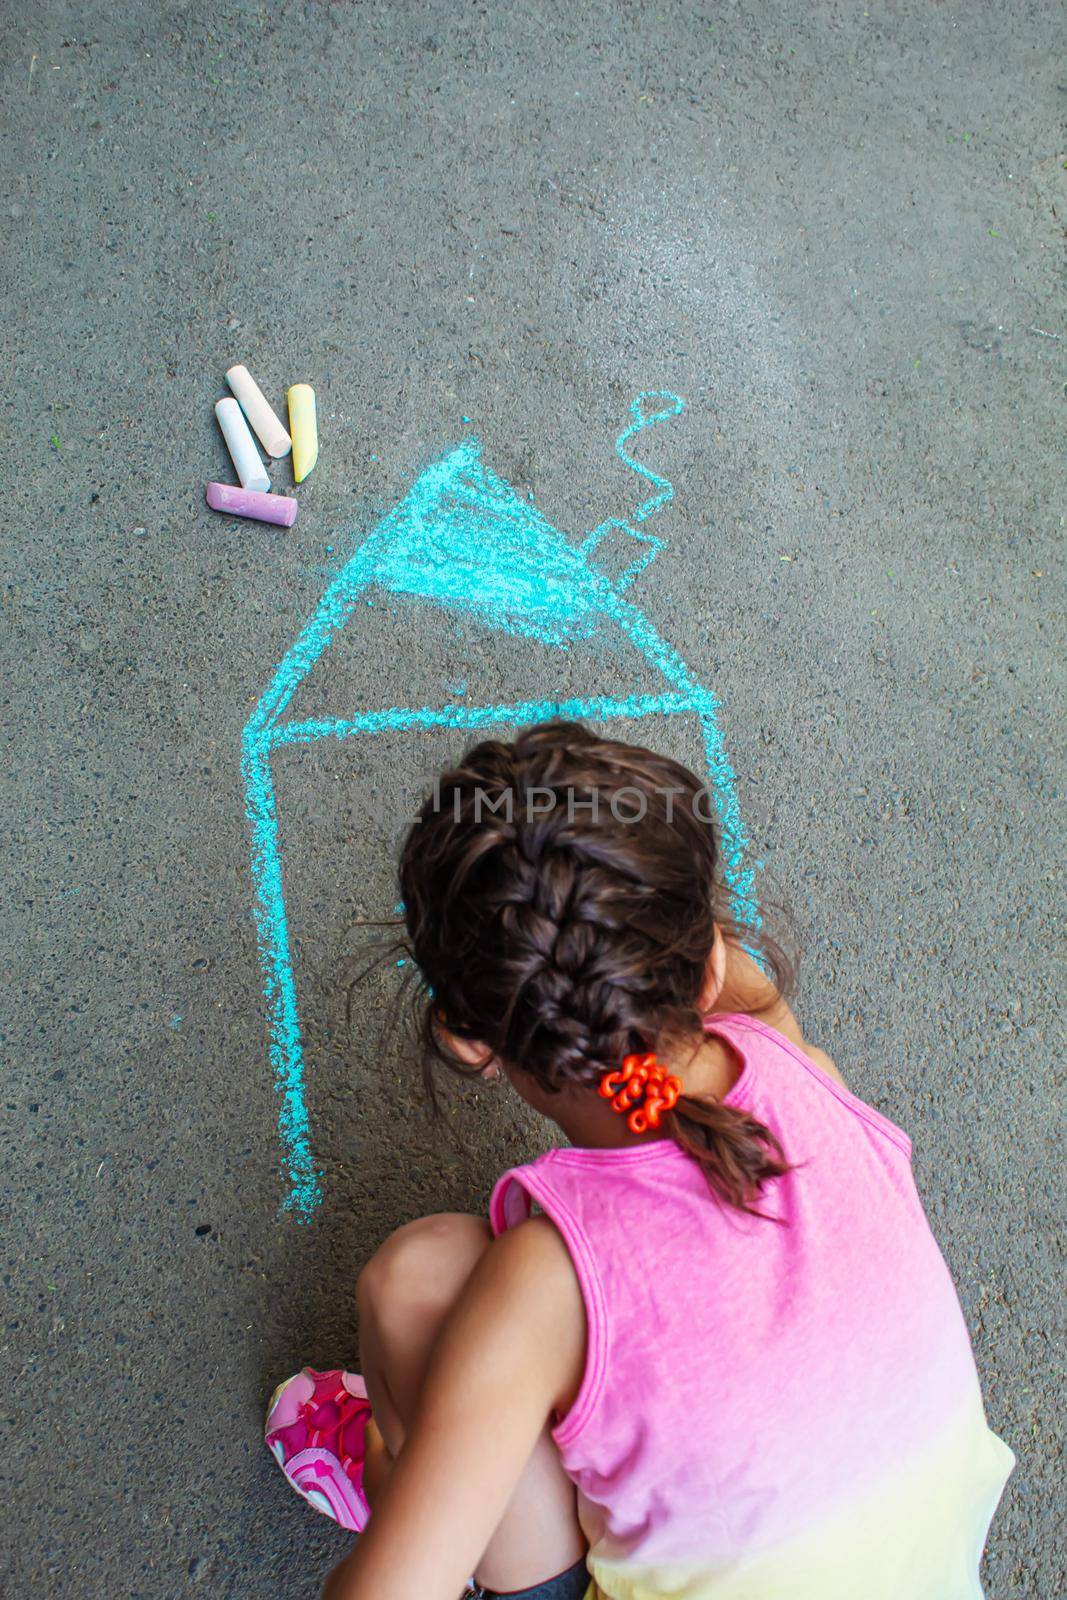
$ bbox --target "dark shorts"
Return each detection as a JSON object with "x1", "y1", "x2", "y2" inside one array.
[{"x1": 473, "y1": 1556, "x2": 590, "y2": 1600}]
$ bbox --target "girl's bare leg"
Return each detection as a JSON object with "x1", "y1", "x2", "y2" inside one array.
[{"x1": 356, "y1": 1212, "x2": 587, "y2": 1594}]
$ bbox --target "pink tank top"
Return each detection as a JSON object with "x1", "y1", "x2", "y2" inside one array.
[{"x1": 489, "y1": 1013, "x2": 1014, "y2": 1600}]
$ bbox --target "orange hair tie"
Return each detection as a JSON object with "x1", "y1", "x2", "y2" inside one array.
[{"x1": 599, "y1": 1052, "x2": 682, "y2": 1135}]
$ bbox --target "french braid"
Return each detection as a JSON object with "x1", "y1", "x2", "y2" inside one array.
[{"x1": 398, "y1": 720, "x2": 795, "y2": 1215}]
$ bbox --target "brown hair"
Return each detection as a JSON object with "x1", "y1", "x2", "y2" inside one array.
[{"x1": 396, "y1": 720, "x2": 796, "y2": 1217}]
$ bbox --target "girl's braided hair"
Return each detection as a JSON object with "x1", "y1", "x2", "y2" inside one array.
[{"x1": 398, "y1": 720, "x2": 795, "y2": 1216}]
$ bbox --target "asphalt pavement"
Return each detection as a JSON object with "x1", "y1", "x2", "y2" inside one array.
[{"x1": 2, "y1": 2, "x2": 1063, "y2": 1595}]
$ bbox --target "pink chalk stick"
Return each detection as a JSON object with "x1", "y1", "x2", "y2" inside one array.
[{"x1": 205, "y1": 482, "x2": 298, "y2": 527}]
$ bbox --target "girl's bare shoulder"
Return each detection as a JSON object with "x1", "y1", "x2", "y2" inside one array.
[
  {"x1": 469, "y1": 1215, "x2": 587, "y2": 1416},
  {"x1": 714, "y1": 943, "x2": 847, "y2": 1088}
]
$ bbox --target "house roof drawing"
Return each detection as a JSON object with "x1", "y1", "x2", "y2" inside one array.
[{"x1": 241, "y1": 390, "x2": 760, "y2": 1218}]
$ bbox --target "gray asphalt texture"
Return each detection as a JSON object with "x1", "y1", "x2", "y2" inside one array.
[{"x1": 2, "y1": 2, "x2": 1063, "y2": 1596}]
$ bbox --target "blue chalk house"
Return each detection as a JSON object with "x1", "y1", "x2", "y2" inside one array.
[{"x1": 242, "y1": 391, "x2": 759, "y2": 1218}]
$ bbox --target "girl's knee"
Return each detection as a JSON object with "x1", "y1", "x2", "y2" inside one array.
[{"x1": 356, "y1": 1212, "x2": 491, "y2": 1328}]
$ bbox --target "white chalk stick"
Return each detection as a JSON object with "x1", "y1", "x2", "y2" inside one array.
[
  {"x1": 226, "y1": 364, "x2": 292, "y2": 459},
  {"x1": 214, "y1": 397, "x2": 270, "y2": 492}
]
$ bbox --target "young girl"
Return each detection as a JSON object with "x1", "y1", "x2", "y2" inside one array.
[{"x1": 265, "y1": 720, "x2": 1015, "y2": 1600}]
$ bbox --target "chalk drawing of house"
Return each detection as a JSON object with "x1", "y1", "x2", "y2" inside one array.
[{"x1": 243, "y1": 391, "x2": 759, "y2": 1218}]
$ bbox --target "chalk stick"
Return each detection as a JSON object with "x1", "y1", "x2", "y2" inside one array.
[
  {"x1": 205, "y1": 481, "x2": 298, "y2": 527},
  {"x1": 226, "y1": 364, "x2": 292, "y2": 458},
  {"x1": 287, "y1": 383, "x2": 318, "y2": 483},
  {"x1": 214, "y1": 397, "x2": 270, "y2": 492}
]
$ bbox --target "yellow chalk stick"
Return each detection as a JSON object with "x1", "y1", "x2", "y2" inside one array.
[{"x1": 287, "y1": 384, "x2": 318, "y2": 484}]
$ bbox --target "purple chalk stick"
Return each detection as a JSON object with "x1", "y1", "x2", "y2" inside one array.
[{"x1": 205, "y1": 481, "x2": 298, "y2": 527}]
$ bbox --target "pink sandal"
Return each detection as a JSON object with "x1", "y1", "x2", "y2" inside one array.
[{"x1": 265, "y1": 1367, "x2": 372, "y2": 1532}]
